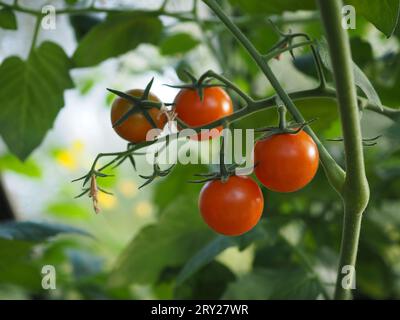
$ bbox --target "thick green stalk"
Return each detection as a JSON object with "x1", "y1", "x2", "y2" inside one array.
[
  {"x1": 317, "y1": 0, "x2": 370, "y2": 300},
  {"x1": 203, "y1": 0, "x2": 345, "y2": 194}
]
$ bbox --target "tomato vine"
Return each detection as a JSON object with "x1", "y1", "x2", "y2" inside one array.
[{"x1": 4, "y1": 0, "x2": 395, "y2": 300}]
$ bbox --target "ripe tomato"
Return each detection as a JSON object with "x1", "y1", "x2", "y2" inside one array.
[
  {"x1": 111, "y1": 89, "x2": 167, "y2": 143},
  {"x1": 174, "y1": 87, "x2": 233, "y2": 140},
  {"x1": 199, "y1": 175, "x2": 264, "y2": 236},
  {"x1": 254, "y1": 130, "x2": 319, "y2": 193}
]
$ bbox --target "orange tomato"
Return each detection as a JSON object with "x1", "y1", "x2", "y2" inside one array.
[
  {"x1": 174, "y1": 87, "x2": 233, "y2": 140},
  {"x1": 254, "y1": 130, "x2": 319, "y2": 192},
  {"x1": 199, "y1": 175, "x2": 264, "y2": 236},
  {"x1": 111, "y1": 89, "x2": 167, "y2": 143}
]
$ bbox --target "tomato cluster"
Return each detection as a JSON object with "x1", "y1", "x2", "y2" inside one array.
[
  {"x1": 110, "y1": 85, "x2": 319, "y2": 236},
  {"x1": 111, "y1": 87, "x2": 233, "y2": 143}
]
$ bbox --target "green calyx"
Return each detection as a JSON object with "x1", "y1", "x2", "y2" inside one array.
[
  {"x1": 188, "y1": 163, "x2": 244, "y2": 184},
  {"x1": 139, "y1": 163, "x2": 175, "y2": 189},
  {"x1": 256, "y1": 104, "x2": 316, "y2": 139},
  {"x1": 165, "y1": 70, "x2": 224, "y2": 101},
  {"x1": 189, "y1": 126, "x2": 247, "y2": 184}
]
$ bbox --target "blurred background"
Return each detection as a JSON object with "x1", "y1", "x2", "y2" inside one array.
[{"x1": 0, "y1": 0, "x2": 400, "y2": 299}]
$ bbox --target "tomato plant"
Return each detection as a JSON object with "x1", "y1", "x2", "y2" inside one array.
[
  {"x1": 199, "y1": 175, "x2": 264, "y2": 236},
  {"x1": 254, "y1": 130, "x2": 319, "y2": 192},
  {"x1": 1, "y1": 0, "x2": 400, "y2": 303}
]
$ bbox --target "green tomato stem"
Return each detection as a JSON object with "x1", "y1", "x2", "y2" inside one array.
[
  {"x1": 29, "y1": 14, "x2": 41, "y2": 56},
  {"x1": 277, "y1": 105, "x2": 287, "y2": 130},
  {"x1": 202, "y1": 0, "x2": 345, "y2": 194},
  {"x1": 317, "y1": 0, "x2": 370, "y2": 300}
]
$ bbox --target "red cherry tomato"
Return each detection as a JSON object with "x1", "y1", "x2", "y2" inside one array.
[
  {"x1": 199, "y1": 175, "x2": 264, "y2": 236},
  {"x1": 111, "y1": 89, "x2": 167, "y2": 143},
  {"x1": 174, "y1": 87, "x2": 233, "y2": 140},
  {"x1": 254, "y1": 130, "x2": 319, "y2": 192}
]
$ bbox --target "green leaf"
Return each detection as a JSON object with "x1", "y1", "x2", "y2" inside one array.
[
  {"x1": 160, "y1": 33, "x2": 200, "y2": 56},
  {"x1": 67, "y1": 249, "x2": 104, "y2": 280},
  {"x1": 319, "y1": 39, "x2": 383, "y2": 111},
  {"x1": 176, "y1": 223, "x2": 267, "y2": 284},
  {"x1": 0, "y1": 221, "x2": 90, "y2": 290},
  {"x1": 0, "y1": 221, "x2": 91, "y2": 242},
  {"x1": 95, "y1": 166, "x2": 118, "y2": 189},
  {"x1": 69, "y1": 14, "x2": 103, "y2": 41},
  {"x1": 352, "y1": 64, "x2": 383, "y2": 110},
  {"x1": 73, "y1": 13, "x2": 162, "y2": 67},
  {"x1": 229, "y1": 0, "x2": 315, "y2": 14},
  {"x1": 347, "y1": 0, "x2": 400, "y2": 38},
  {"x1": 223, "y1": 268, "x2": 322, "y2": 299},
  {"x1": 174, "y1": 262, "x2": 235, "y2": 299},
  {"x1": 0, "y1": 239, "x2": 41, "y2": 289},
  {"x1": 0, "y1": 41, "x2": 74, "y2": 160},
  {"x1": 231, "y1": 0, "x2": 400, "y2": 37},
  {"x1": 78, "y1": 78, "x2": 95, "y2": 95},
  {"x1": 247, "y1": 24, "x2": 280, "y2": 54},
  {"x1": 110, "y1": 197, "x2": 214, "y2": 286},
  {"x1": 0, "y1": 154, "x2": 42, "y2": 178},
  {"x1": 177, "y1": 236, "x2": 236, "y2": 285},
  {"x1": 292, "y1": 53, "x2": 322, "y2": 80},
  {"x1": 174, "y1": 59, "x2": 196, "y2": 82},
  {"x1": 105, "y1": 91, "x2": 115, "y2": 107},
  {"x1": 153, "y1": 164, "x2": 207, "y2": 211},
  {"x1": 350, "y1": 37, "x2": 374, "y2": 69},
  {"x1": 0, "y1": 7, "x2": 17, "y2": 30},
  {"x1": 64, "y1": 0, "x2": 80, "y2": 5}
]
